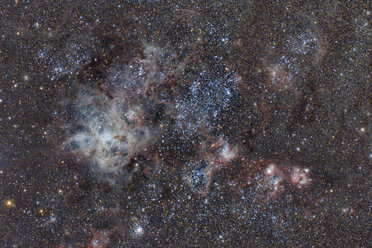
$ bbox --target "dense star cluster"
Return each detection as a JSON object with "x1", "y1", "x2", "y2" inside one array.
[{"x1": 0, "y1": 1, "x2": 370, "y2": 247}]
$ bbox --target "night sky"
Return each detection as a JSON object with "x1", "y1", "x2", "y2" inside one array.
[{"x1": 0, "y1": 1, "x2": 371, "y2": 247}]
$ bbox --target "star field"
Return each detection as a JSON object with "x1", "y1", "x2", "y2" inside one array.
[{"x1": 0, "y1": 1, "x2": 371, "y2": 247}]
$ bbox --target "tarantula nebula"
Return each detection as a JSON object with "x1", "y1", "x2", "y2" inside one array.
[{"x1": 63, "y1": 41, "x2": 312, "y2": 201}]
